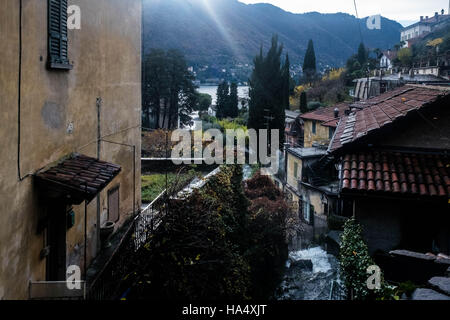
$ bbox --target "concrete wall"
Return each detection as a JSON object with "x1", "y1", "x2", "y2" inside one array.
[{"x1": 0, "y1": 0, "x2": 142, "y2": 299}]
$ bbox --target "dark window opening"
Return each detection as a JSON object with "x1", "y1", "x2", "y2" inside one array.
[
  {"x1": 329, "y1": 128, "x2": 335, "y2": 140},
  {"x1": 48, "y1": 0, "x2": 72, "y2": 70},
  {"x1": 312, "y1": 121, "x2": 316, "y2": 134},
  {"x1": 108, "y1": 186, "x2": 120, "y2": 223}
]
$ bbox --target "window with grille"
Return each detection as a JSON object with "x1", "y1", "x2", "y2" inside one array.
[{"x1": 48, "y1": 0, "x2": 72, "y2": 70}]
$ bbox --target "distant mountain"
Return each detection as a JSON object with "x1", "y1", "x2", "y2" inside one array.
[{"x1": 143, "y1": 0, "x2": 403, "y2": 77}]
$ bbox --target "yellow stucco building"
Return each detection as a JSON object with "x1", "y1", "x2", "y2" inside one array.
[
  {"x1": 300, "y1": 103, "x2": 348, "y2": 148},
  {"x1": 0, "y1": 0, "x2": 142, "y2": 299}
]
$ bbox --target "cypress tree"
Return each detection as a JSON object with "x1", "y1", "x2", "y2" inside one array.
[
  {"x1": 357, "y1": 43, "x2": 367, "y2": 66},
  {"x1": 216, "y1": 81, "x2": 229, "y2": 119},
  {"x1": 248, "y1": 35, "x2": 286, "y2": 148},
  {"x1": 299, "y1": 91, "x2": 308, "y2": 114},
  {"x1": 229, "y1": 82, "x2": 239, "y2": 118},
  {"x1": 303, "y1": 39, "x2": 317, "y2": 84},
  {"x1": 248, "y1": 47, "x2": 265, "y2": 130},
  {"x1": 282, "y1": 53, "x2": 291, "y2": 110}
]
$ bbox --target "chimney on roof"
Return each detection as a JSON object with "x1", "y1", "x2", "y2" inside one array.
[
  {"x1": 420, "y1": 16, "x2": 424, "y2": 21},
  {"x1": 334, "y1": 107, "x2": 339, "y2": 118},
  {"x1": 426, "y1": 16, "x2": 429, "y2": 19},
  {"x1": 442, "y1": 9, "x2": 445, "y2": 15}
]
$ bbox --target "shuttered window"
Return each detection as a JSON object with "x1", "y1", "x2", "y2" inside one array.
[{"x1": 48, "y1": 0, "x2": 72, "y2": 70}]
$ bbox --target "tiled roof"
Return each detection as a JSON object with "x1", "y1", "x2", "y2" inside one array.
[
  {"x1": 329, "y1": 86, "x2": 449, "y2": 153},
  {"x1": 402, "y1": 14, "x2": 450, "y2": 30},
  {"x1": 341, "y1": 151, "x2": 450, "y2": 197},
  {"x1": 322, "y1": 118, "x2": 340, "y2": 128},
  {"x1": 300, "y1": 103, "x2": 349, "y2": 126},
  {"x1": 286, "y1": 110, "x2": 301, "y2": 120},
  {"x1": 36, "y1": 154, "x2": 121, "y2": 203}
]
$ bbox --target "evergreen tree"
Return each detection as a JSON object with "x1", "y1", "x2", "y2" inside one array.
[
  {"x1": 216, "y1": 81, "x2": 229, "y2": 119},
  {"x1": 142, "y1": 49, "x2": 169, "y2": 129},
  {"x1": 142, "y1": 49, "x2": 197, "y2": 129},
  {"x1": 196, "y1": 93, "x2": 212, "y2": 115},
  {"x1": 302, "y1": 39, "x2": 317, "y2": 84},
  {"x1": 299, "y1": 91, "x2": 308, "y2": 114},
  {"x1": 248, "y1": 35, "x2": 286, "y2": 148},
  {"x1": 357, "y1": 42, "x2": 368, "y2": 66},
  {"x1": 228, "y1": 82, "x2": 239, "y2": 118},
  {"x1": 282, "y1": 53, "x2": 291, "y2": 110},
  {"x1": 248, "y1": 47, "x2": 265, "y2": 131},
  {"x1": 166, "y1": 49, "x2": 197, "y2": 129}
]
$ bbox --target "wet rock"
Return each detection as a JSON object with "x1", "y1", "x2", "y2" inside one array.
[
  {"x1": 428, "y1": 277, "x2": 450, "y2": 296},
  {"x1": 412, "y1": 288, "x2": 450, "y2": 300},
  {"x1": 390, "y1": 250, "x2": 436, "y2": 261},
  {"x1": 291, "y1": 259, "x2": 313, "y2": 272},
  {"x1": 434, "y1": 258, "x2": 450, "y2": 267}
]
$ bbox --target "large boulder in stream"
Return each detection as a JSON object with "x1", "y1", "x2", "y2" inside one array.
[{"x1": 290, "y1": 259, "x2": 313, "y2": 272}]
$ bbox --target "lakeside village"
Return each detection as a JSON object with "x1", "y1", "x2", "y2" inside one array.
[{"x1": 1, "y1": 1, "x2": 449, "y2": 301}]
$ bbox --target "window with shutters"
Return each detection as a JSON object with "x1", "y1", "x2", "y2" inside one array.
[{"x1": 48, "y1": 0, "x2": 72, "y2": 70}]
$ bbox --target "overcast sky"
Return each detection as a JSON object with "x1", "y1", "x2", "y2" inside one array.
[{"x1": 240, "y1": 0, "x2": 450, "y2": 26}]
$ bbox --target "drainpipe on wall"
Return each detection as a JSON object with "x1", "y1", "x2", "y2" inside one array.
[
  {"x1": 283, "y1": 143, "x2": 290, "y2": 188},
  {"x1": 352, "y1": 200, "x2": 356, "y2": 218}
]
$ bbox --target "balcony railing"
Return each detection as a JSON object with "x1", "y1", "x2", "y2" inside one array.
[
  {"x1": 86, "y1": 167, "x2": 221, "y2": 300},
  {"x1": 29, "y1": 281, "x2": 86, "y2": 300}
]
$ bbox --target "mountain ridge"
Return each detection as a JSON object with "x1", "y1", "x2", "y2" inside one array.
[{"x1": 143, "y1": 0, "x2": 403, "y2": 77}]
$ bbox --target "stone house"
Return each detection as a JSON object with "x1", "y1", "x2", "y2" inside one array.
[
  {"x1": 285, "y1": 110, "x2": 302, "y2": 148},
  {"x1": 380, "y1": 50, "x2": 397, "y2": 71},
  {"x1": 328, "y1": 85, "x2": 450, "y2": 257},
  {"x1": 283, "y1": 147, "x2": 339, "y2": 249},
  {"x1": 299, "y1": 104, "x2": 347, "y2": 148},
  {"x1": 0, "y1": 0, "x2": 142, "y2": 299}
]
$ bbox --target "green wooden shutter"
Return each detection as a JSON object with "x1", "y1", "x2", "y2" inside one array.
[{"x1": 48, "y1": 0, "x2": 72, "y2": 69}]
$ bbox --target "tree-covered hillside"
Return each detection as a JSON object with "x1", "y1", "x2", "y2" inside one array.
[{"x1": 143, "y1": 0, "x2": 402, "y2": 78}]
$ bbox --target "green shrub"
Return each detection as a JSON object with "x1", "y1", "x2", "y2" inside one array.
[
  {"x1": 141, "y1": 170, "x2": 199, "y2": 203},
  {"x1": 307, "y1": 101, "x2": 323, "y2": 110},
  {"x1": 339, "y1": 218, "x2": 401, "y2": 300}
]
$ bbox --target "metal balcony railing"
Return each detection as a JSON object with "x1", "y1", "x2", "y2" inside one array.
[{"x1": 29, "y1": 281, "x2": 86, "y2": 300}]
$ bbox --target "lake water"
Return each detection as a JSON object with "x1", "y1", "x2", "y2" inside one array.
[{"x1": 198, "y1": 86, "x2": 249, "y2": 105}]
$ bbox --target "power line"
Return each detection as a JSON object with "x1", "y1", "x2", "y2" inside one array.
[{"x1": 353, "y1": 0, "x2": 364, "y2": 45}]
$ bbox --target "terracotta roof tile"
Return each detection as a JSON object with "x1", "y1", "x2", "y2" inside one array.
[
  {"x1": 341, "y1": 151, "x2": 450, "y2": 197},
  {"x1": 36, "y1": 154, "x2": 121, "y2": 203},
  {"x1": 300, "y1": 103, "x2": 349, "y2": 126},
  {"x1": 329, "y1": 86, "x2": 449, "y2": 153}
]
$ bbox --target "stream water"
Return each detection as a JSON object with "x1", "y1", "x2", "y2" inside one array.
[{"x1": 276, "y1": 246, "x2": 344, "y2": 300}]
